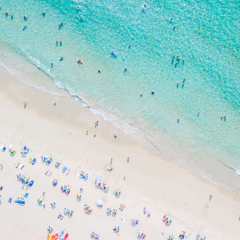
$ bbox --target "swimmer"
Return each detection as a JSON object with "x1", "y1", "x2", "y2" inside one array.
[
  {"x1": 98, "y1": 70, "x2": 100, "y2": 73},
  {"x1": 42, "y1": 12, "x2": 46, "y2": 15},
  {"x1": 81, "y1": 15, "x2": 83, "y2": 19},
  {"x1": 177, "y1": 118, "x2": 180, "y2": 123},
  {"x1": 60, "y1": 22, "x2": 63, "y2": 26},
  {"x1": 151, "y1": 92, "x2": 154, "y2": 95},
  {"x1": 56, "y1": 40, "x2": 58, "y2": 43},
  {"x1": 10, "y1": 14, "x2": 13, "y2": 18},
  {"x1": 177, "y1": 82, "x2": 179, "y2": 87},
  {"x1": 60, "y1": 41, "x2": 62, "y2": 44},
  {"x1": 170, "y1": 17, "x2": 173, "y2": 21},
  {"x1": 140, "y1": 94, "x2": 142, "y2": 97},
  {"x1": 24, "y1": 15, "x2": 27, "y2": 19},
  {"x1": 60, "y1": 57, "x2": 63, "y2": 61},
  {"x1": 183, "y1": 59, "x2": 185, "y2": 62},
  {"x1": 172, "y1": 59, "x2": 174, "y2": 62},
  {"x1": 183, "y1": 79, "x2": 185, "y2": 82},
  {"x1": 173, "y1": 26, "x2": 176, "y2": 29},
  {"x1": 77, "y1": 6, "x2": 80, "y2": 9},
  {"x1": 5, "y1": 12, "x2": 8, "y2": 16},
  {"x1": 22, "y1": 25, "x2": 26, "y2": 29},
  {"x1": 175, "y1": 62, "x2": 178, "y2": 65},
  {"x1": 128, "y1": 42, "x2": 131, "y2": 47},
  {"x1": 51, "y1": 62, "x2": 53, "y2": 66},
  {"x1": 124, "y1": 68, "x2": 127, "y2": 71}
]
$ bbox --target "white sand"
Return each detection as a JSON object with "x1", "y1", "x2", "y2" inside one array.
[{"x1": 0, "y1": 65, "x2": 239, "y2": 240}]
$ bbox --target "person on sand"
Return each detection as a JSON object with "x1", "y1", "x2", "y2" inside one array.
[
  {"x1": 94, "y1": 134, "x2": 96, "y2": 138},
  {"x1": 23, "y1": 101, "x2": 28, "y2": 109},
  {"x1": 209, "y1": 195, "x2": 212, "y2": 201},
  {"x1": 127, "y1": 157, "x2": 129, "y2": 162},
  {"x1": 110, "y1": 158, "x2": 113, "y2": 164},
  {"x1": 86, "y1": 130, "x2": 88, "y2": 135}
]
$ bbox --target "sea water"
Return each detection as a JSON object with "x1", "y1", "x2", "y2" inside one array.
[{"x1": 0, "y1": 0, "x2": 239, "y2": 190}]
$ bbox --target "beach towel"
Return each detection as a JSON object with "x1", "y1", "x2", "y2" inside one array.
[
  {"x1": 99, "y1": 175, "x2": 103, "y2": 181},
  {"x1": 55, "y1": 162, "x2": 60, "y2": 169},
  {"x1": 66, "y1": 167, "x2": 70, "y2": 175},
  {"x1": 32, "y1": 158, "x2": 36, "y2": 165},
  {"x1": 2, "y1": 147, "x2": 6, "y2": 152},
  {"x1": 0, "y1": 145, "x2": 3, "y2": 150},
  {"x1": 24, "y1": 193, "x2": 29, "y2": 198},
  {"x1": 28, "y1": 180, "x2": 34, "y2": 187},
  {"x1": 8, "y1": 198, "x2": 12, "y2": 203},
  {"x1": 15, "y1": 162, "x2": 20, "y2": 168},
  {"x1": 18, "y1": 164, "x2": 23, "y2": 169},
  {"x1": 8, "y1": 144, "x2": 12, "y2": 149}
]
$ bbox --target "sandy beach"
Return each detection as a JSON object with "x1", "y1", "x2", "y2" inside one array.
[{"x1": 0, "y1": 65, "x2": 239, "y2": 240}]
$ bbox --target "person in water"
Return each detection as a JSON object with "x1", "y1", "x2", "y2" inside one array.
[
  {"x1": 42, "y1": 12, "x2": 46, "y2": 16},
  {"x1": 124, "y1": 68, "x2": 127, "y2": 72},
  {"x1": 60, "y1": 57, "x2": 63, "y2": 61},
  {"x1": 98, "y1": 70, "x2": 100, "y2": 73},
  {"x1": 51, "y1": 63, "x2": 53, "y2": 66}
]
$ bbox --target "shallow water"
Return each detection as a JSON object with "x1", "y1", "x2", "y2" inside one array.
[{"x1": 0, "y1": 0, "x2": 240, "y2": 190}]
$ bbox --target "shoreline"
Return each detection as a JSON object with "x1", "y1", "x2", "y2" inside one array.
[{"x1": 0, "y1": 65, "x2": 240, "y2": 239}]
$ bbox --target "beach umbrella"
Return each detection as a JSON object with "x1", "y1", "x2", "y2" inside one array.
[
  {"x1": 132, "y1": 218, "x2": 138, "y2": 225},
  {"x1": 97, "y1": 200, "x2": 103, "y2": 207},
  {"x1": 168, "y1": 235, "x2": 174, "y2": 240},
  {"x1": 107, "y1": 208, "x2": 112, "y2": 213},
  {"x1": 51, "y1": 201, "x2": 56, "y2": 207},
  {"x1": 113, "y1": 226, "x2": 120, "y2": 233},
  {"x1": 64, "y1": 207, "x2": 69, "y2": 214},
  {"x1": 37, "y1": 197, "x2": 42, "y2": 204},
  {"x1": 76, "y1": 194, "x2": 81, "y2": 200},
  {"x1": 47, "y1": 226, "x2": 53, "y2": 233}
]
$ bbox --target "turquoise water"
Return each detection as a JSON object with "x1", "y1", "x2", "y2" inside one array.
[{"x1": 0, "y1": 0, "x2": 240, "y2": 190}]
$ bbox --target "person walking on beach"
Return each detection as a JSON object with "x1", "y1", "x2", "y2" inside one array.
[
  {"x1": 127, "y1": 157, "x2": 129, "y2": 162},
  {"x1": 23, "y1": 101, "x2": 28, "y2": 109},
  {"x1": 209, "y1": 195, "x2": 212, "y2": 201}
]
